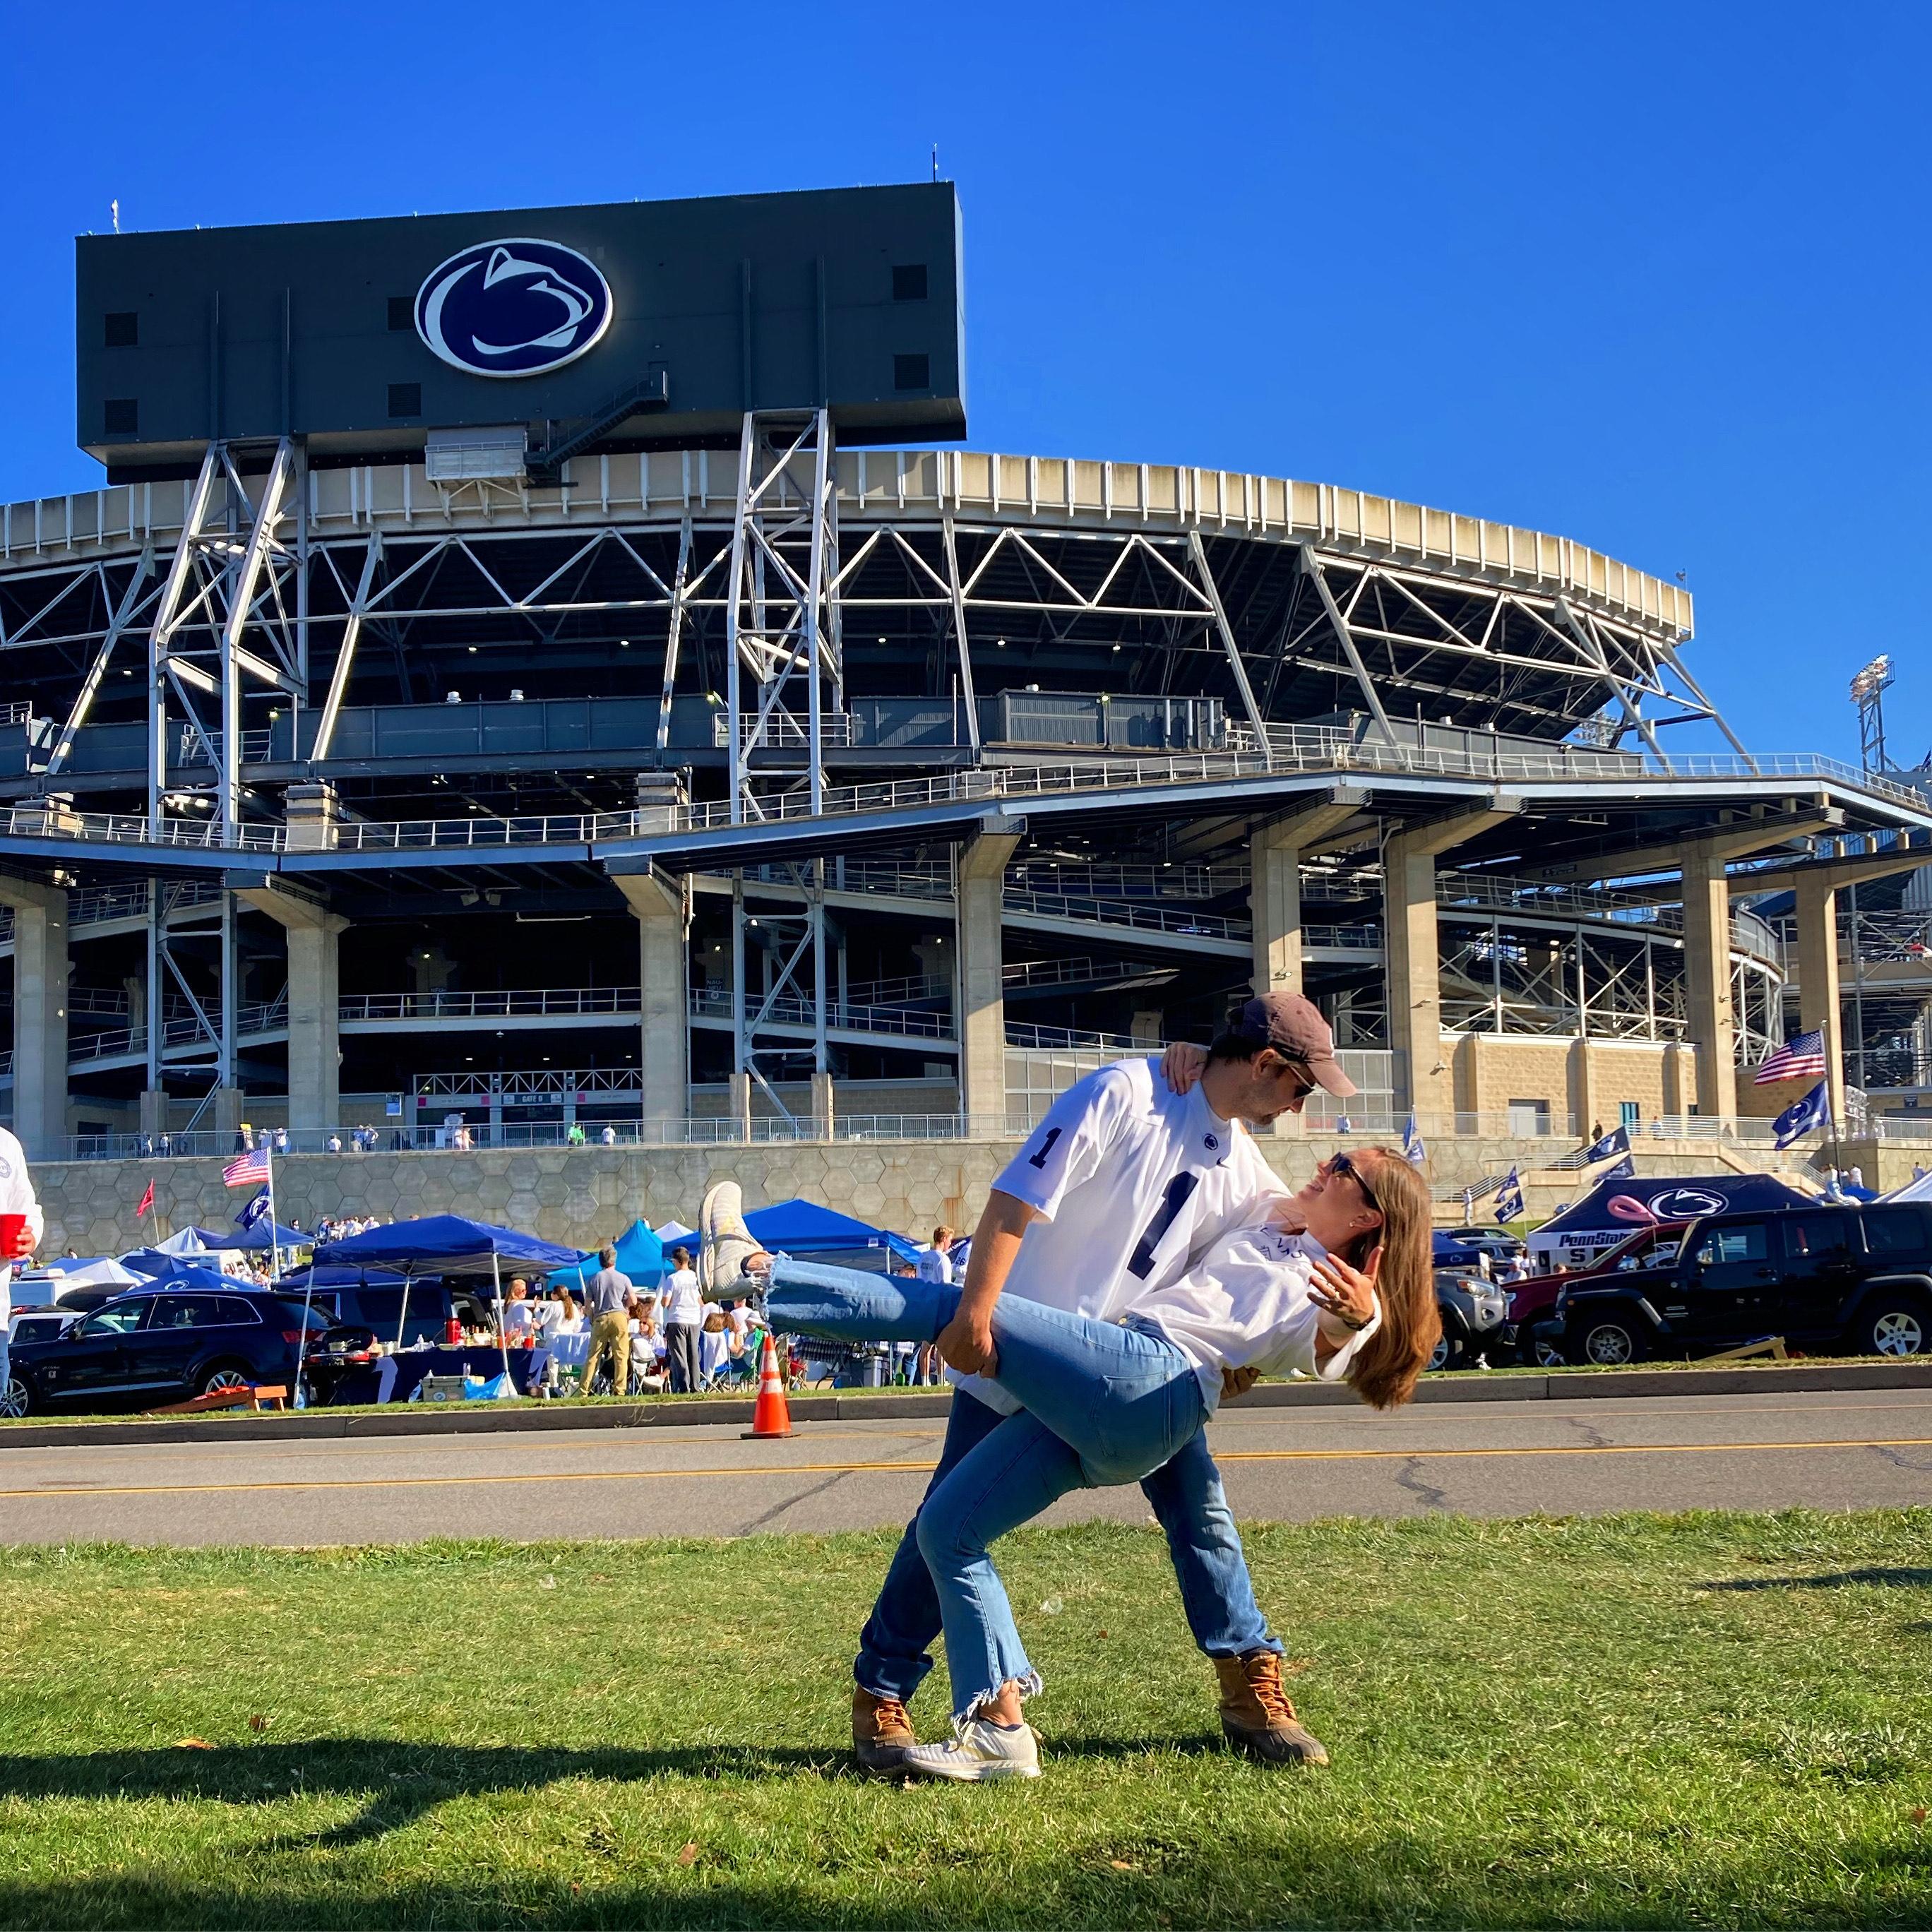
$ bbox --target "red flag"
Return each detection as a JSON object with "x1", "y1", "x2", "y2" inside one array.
[{"x1": 136, "y1": 1180, "x2": 155, "y2": 1218}]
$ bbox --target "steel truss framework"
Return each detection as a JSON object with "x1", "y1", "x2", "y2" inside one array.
[{"x1": 0, "y1": 437, "x2": 1763, "y2": 1120}]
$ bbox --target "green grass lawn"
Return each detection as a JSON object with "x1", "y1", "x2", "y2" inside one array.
[{"x1": 0, "y1": 1513, "x2": 1928, "y2": 1928}]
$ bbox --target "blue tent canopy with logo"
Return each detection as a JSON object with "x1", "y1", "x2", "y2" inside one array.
[
  {"x1": 744, "y1": 1199, "x2": 922, "y2": 1265},
  {"x1": 1530, "y1": 1172, "x2": 1813, "y2": 1268}
]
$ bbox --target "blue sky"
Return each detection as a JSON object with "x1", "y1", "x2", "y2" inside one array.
[{"x1": 4, "y1": 0, "x2": 1926, "y2": 765}]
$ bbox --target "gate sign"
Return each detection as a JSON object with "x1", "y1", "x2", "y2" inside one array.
[{"x1": 415, "y1": 238, "x2": 614, "y2": 378}]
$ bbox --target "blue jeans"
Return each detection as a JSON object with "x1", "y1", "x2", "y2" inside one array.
[{"x1": 769, "y1": 1258, "x2": 1275, "y2": 1715}]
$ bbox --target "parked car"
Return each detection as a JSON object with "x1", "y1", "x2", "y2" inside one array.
[
  {"x1": 2, "y1": 1287, "x2": 334, "y2": 1417},
  {"x1": 1532, "y1": 1203, "x2": 1932, "y2": 1366},
  {"x1": 1507, "y1": 1224, "x2": 1689, "y2": 1365},
  {"x1": 1432, "y1": 1269, "x2": 1511, "y2": 1368},
  {"x1": 6, "y1": 1306, "x2": 76, "y2": 1349},
  {"x1": 1441, "y1": 1227, "x2": 1526, "y2": 1267}
]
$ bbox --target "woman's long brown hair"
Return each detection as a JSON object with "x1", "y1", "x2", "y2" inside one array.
[{"x1": 1326, "y1": 1148, "x2": 1438, "y2": 1412}]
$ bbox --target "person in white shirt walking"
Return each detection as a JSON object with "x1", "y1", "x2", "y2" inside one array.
[
  {"x1": 705, "y1": 992, "x2": 1366, "y2": 1779},
  {"x1": 660, "y1": 1246, "x2": 705, "y2": 1393},
  {"x1": 756, "y1": 1146, "x2": 1434, "y2": 1779},
  {"x1": 0, "y1": 1126, "x2": 47, "y2": 1417}
]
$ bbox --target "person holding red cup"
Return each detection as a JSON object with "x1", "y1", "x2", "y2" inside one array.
[{"x1": 0, "y1": 1126, "x2": 45, "y2": 1419}]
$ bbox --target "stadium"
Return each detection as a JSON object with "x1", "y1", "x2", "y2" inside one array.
[{"x1": 1, "y1": 182, "x2": 1928, "y2": 1194}]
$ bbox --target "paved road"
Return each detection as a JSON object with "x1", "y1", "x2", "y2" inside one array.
[{"x1": 1, "y1": 1388, "x2": 1928, "y2": 1546}]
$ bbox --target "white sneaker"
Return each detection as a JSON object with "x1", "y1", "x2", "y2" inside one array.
[
  {"x1": 901, "y1": 1717, "x2": 1042, "y2": 1782},
  {"x1": 699, "y1": 1181, "x2": 758, "y2": 1296}
]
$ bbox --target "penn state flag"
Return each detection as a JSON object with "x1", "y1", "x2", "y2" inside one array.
[
  {"x1": 234, "y1": 1186, "x2": 272, "y2": 1231},
  {"x1": 1773, "y1": 1080, "x2": 1832, "y2": 1150},
  {"x1": 1494, "y1": 1166, "x2": 1525, "y2": 1223},
  {"x1": 1600, "y1": 1154, "x2": 1636, "y2": 1181},
  {"x1": 1582, "y1": 1123, "x2": 1630, "y2": 1162},
  {"x1": 1402, "y1": 1116, "x2": 1426, "y2": 1167}
]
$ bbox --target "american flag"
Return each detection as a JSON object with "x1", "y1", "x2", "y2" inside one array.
[
  {"x1": 1753, "y1": 1030, "x2": 1828, "y2": 1085},
  {"x1": 222, "y1": 1147, "x2": 270, "y2": 1188}
]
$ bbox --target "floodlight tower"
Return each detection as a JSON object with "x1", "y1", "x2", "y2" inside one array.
[{"x1": 1852, "y1": 655, "x2": 1895, "y2": 774}]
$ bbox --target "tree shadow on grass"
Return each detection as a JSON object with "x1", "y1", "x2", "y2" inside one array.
[
  {"x1": 0, "y1": 1731, "x2": 1225, "y2": 1852},
  {"x1": 1707, "y1": 1566, "x2": 1932, "y2": 1592}
]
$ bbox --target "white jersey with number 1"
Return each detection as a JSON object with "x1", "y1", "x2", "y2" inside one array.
[{"x1": 955, "y1": 1056, "x2": 1282, "y2": 1419}]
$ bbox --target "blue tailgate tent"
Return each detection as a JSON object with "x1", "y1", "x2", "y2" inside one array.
[
  {"x1": 1530, "y1": 1172, "x2": 1813, "y2": 1270},
  {"x1": 549, "y1": 1217, "x2": 666, "y2": 1294},
  {"x1": 745, "y1": 1199, "x2": 922, "y2": 1266},
  {"x1": 312, "y1": 1215, "x2": 581, "y2": 1276}
]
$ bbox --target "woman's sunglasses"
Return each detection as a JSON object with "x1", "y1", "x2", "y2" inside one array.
[{"x1": 1328, "y1": 1150, "x2": 1381, "y2": 1212}]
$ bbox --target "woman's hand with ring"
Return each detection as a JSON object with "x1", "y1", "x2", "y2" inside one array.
[{"x1": 1308, "y1": 1249, "x2": 1379, "y2": 1336}]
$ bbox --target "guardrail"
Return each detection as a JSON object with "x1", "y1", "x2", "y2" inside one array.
[
  {"x1": 0, "y1": 745, "x2": 1921, "y2": 863},
  {"x1": 339, "y1": 989, "x2": 640, "y2": 1022},
  {"x1": 687, "y1": 986, "x2": 957, "y2": 1040},
  {"x1": 1003, "y1": 887, "x2": 1251, "y2": 945}
]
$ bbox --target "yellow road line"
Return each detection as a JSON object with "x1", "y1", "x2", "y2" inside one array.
[{"x1": 4, "y1": 1436, "x2": 1932, "y2": 1501}]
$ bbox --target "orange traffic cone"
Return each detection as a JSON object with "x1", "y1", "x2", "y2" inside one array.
[{"x1": 742, "y1": 1333, "x2": 794, "y2": 1440}]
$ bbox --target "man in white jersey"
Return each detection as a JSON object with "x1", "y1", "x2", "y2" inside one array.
[
  {"x1": 0, "y1": 1126, "x2": 46, "y2": 1416},
  {"x1": 838, "y1": 992, "x2": 1358, "y2": 1776}
]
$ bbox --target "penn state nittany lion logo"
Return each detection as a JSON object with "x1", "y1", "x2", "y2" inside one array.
[
  {"x1": 415, "y1": 238, "x2": 613, "y2": 378},
  {"x1": 1648, "y1": 1187, "x2": 1728, "y2": 1222}
]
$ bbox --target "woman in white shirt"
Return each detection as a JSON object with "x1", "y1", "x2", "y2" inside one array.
[{"x1": 754, "y1": 1147, "x2": 1433, "y2": 1782}]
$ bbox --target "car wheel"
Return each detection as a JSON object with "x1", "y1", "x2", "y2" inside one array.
[
  {"x1": 1852, "y1": 1298, "x2": 1931, "y2": 1358},
  {"x1": 1575, "y1": 1316, "x2": 1645, "y2": 1367},
  {"x1": 0, "y1": 1373, "x2": 31, "y2": 1419},
  {"x1": 1522, "y1": 1333, "x2": 1563, "y2": 1368},
  {"x1": 199, "y1": 1364, "x2": 254, "y2": 1397},
  {"x1": 1428, "y1": 1333, "x2": 1453, "y2": 1371}
]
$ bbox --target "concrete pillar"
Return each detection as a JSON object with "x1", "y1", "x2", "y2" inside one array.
[
  {"x1": 612, "y1": 867, "x2": 689, "y2": 1131},
  {"x1": 283, "y1": 781, "x2": 340, "y2": 852},
  {"x1": 1679, "y1": 847, "x2": 1737, "y2": 1120},
  {"x1": 958, "y1": 818, "x2": 1024, "y2": 1131},
  {"x1": 209, "y1": 1087, "x2": 244, "y2": 1140},
  {"x1": 1248, "y1": 789, "x2": 1366, "y2": 996},
  {"x1": 811, "y1": 1068, "x2": 835, "y2": 1138},
  {"x1": 1566, "y1": 1039, "x2": 1596, "y2": 1146},
  {"x1": 729, "y1": 1071, "x2": 753, "y2": 1140},
  {"x1": 139, "y1": 1089, "x2": 169, "y2": 1138},
  {"x1": 1384, "y1": 830, "x2": 1448, "y2": 1122},
  {"x1": 1794, "y1": 873, "x2": 1847, "y2": 1127},
  {"x1": 0, "y1": 878, "x2": 69, "y2": 1159},
  {"x1": 283, "y1": 920, "x2": 345, "y2": 1136},
  {"x1": 1383, "y1": 800, "x2": 1522, "y2": 1124},
  {"x1": 232, "y1": 881, "x2": 347, "y2": 1139},
  {"x1": 1251, "y1": 825, "x2": 1304, "y2": 996}
]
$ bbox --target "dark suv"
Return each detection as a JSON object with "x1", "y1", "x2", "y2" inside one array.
[
  {"x1": 1535, "y1": 1203, "x2": 1932, "y2": 1366},
  {"x1": 4, "y1": 1287, "x2": 334, "y2": 1416}
]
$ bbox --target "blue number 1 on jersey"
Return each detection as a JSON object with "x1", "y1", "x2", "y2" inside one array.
[{"x1": 1128, "y1": 1171, "x2": 1199, "y2": 1280}]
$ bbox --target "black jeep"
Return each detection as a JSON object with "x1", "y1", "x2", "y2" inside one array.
[{"x1": 1534, "y1": 1203, "x2": 1932, "y2": 1366}]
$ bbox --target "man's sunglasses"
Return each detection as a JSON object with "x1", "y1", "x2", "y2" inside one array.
[{"x1": 1328, "y1": 1150, "x2": 1381, "y2": 1212}]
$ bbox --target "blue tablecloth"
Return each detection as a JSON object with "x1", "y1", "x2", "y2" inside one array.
[{"x1": 326, "y1": 1346, "x2": 551, "y2": 1405}]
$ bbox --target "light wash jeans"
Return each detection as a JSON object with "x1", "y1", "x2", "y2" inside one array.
[{"x1": 769, "y1": 1258, "x2": 1227, "y2": 1717}]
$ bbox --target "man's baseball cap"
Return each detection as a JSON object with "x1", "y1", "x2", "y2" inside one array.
[{"x1": 1228, "y1": 991, "x2": 1357, "y2": 1097}]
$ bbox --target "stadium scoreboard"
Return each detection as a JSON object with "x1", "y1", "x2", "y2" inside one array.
[{"x1": 76, "y1": 183, "x2": 965, "y2": 476}]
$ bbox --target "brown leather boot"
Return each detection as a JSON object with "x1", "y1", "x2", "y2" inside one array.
[
  {"x1": 852, "y1": 1686, "x2": 918, "y2": 1778},
  {"x1": 1213, "y1": 1651, "x2": 1329, "y2": 1766}
]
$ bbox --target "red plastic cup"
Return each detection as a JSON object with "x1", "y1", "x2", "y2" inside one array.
[{"x1": 0, "y1": 1213, "x2": 28, "y2": 1261}]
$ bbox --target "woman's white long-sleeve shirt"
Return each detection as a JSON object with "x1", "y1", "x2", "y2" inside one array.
[{"x1": 1139, "y1": 1220, "x2": 1382, "y2": 1412}]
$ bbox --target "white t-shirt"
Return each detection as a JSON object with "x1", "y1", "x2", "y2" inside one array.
[
  {"x1": 727, "y1": 1303, "x2": 753, "y2": 1340},
  {"x1": 662, "y1": 1268, "x2": 704, "y2": 1326},
  {"x1": 915, "y1": 1244, "x2": 953, "y2": 1285},
  {"x1": 962, "y1": 1057, "x2": 1281, "y2": 1417},
  {"x1": 0, "y1": 1126, "x2": 44, "y2": 1324},
  {"x1": 1142, "y1": 1220, "x2": 1382, "y2": 1412}
]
